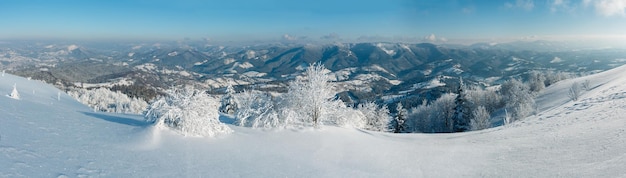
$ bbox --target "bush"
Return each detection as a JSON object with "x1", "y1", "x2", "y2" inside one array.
[
  {"x1": 144, "y1": 87, "x2": 232, "y2": 137},
  {"x1": 568, "y1": 82, "x2": 582, "y2": 101}
]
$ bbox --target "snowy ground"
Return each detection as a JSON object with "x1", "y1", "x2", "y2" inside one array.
[{"x1": 1, "y1": 67, "x2": 625, "y2": 177}]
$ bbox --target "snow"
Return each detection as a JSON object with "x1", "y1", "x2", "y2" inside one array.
[
  {"x1": 67, "y1": 45, "x2": 79, "y2": 51},
  {"x1": 375, "y1": 43, "x2": 396, "y2": 56},
  {"x1": 234, "y1": 62, "x2": 254, "y2": 69},
  {"x1": 550, "y1": 56, "x2": 563, "y2": 63},
  {"x1": 2, "y1": 65, "x2": 626, "y2": 177}
]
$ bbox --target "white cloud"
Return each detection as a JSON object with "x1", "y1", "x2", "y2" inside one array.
[
  {"x1": 505, "y1": 0, "x2": 534, "y2": 11},
  {"x1": 588, "y1": 0, "x2": 626, "y2": 17},
  {"x1": 550, "y1": 0, "x2": 573, "y2": 12},
  {"x1": 282, "y1": 34, "x2": 296, "y2": 41},
  {"x1": 424, "y1": 34, "x2": 437, "y2": 42}
]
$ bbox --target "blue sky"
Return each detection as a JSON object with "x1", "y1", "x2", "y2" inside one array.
[{"x1": 1, "y1": 0, "x2": 625, "y2": 43}]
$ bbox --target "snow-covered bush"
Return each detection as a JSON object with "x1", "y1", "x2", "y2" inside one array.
[
  {"x1": 8, "y1": 84, "x2": 20, "y2": 100},
  {"x1": 144, "y1": 86, "x2": 232, "y2": 137},
  {"x1": 233, "y1": 90, "x2": 280, "y2": 129},
  {"x1": 334, "y1": 106, "x2": 366, "y2": 128},
  {"x1": 68, "y1": 87, "x2": 147, "y2": 114},
  {"x1": 568, "y1": 82, "x2": 582, "y2": 101},
  {"x1": 357, "y1": 102, "x2": 391, "y2": 132},
  {"x1": 470, "y1": 106, "x2": 491, "y2": 131}
]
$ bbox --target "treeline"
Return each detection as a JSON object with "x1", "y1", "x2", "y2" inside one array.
[{"x1": 143, "y1": 63, "x2": 573, "y2": 137}]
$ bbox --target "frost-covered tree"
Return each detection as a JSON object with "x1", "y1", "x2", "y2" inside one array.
[
  {"x1": 500, "y1": 78, "x2": 535, "y2": 122},
  {"x1": 144, "y1": 86, "x2": 232, "y2": 137},
  {"x1": 220, "y1": 84, "x2": 237, "y2": 114},
  {"x1": 280, "y1": 63, "x2": 344, "y2": 127},
  {"x1": 394, "y1": 103, "x2": 408, "y2": 133},
  {"x1": 233, "y1": 90, "x2": 280, "y2": 129},
  {"x1": 453, "y1": 79, "x2": 471, "y2": 132},
  {"x1": 357, "y1": 102, "x2": 391, "y2": 132},
  {"x1": 67, "y1": 87, "x2": 147, "y2": 114},
  {"x1": 405, "y1": 94, "x2": 456, "y2": 133},
  {"x1": 470, "y1": 106, "x2": 490, "y2": 131},
  {"x1": 527, "y1": 71, "x2": 546, "y2": 93},
  {"x1": 8, "y1": 83, "x2": 19, "y2": 100},
  {"x1": 465, "y1": 86, "x2": 503, "y2": 114}
]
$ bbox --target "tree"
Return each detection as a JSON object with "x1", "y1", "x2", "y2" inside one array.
[
  {"x1": 568, "y1": 82, "x2": 582, "y2": 101},
  {"x1": 8, "y1": 83, "x2": 19, "y2": 100},
  {"x1": 280, "y1": 63, "x2": 343, "y2": 127},
  {"x1": 233, "y1": 90, "x2": 280, "y2": 128},
  {"x1": 67, "y1": 87, "x2": 147, "y2": 114},
  {"x1": 470, "y1": 106, "x2": 490, "y2": 131},
  {"x1": 357, "y1": 102, "x2": 391, "y2": 132},
  {"x1": 394, "y1": 103, "x2": 408, "y2": 133},
  {"x1": 144, "y1": 86, "x2": 232, "y2": 137},
  {"x1": 527, "y1": 71, "x2": 546, "y2": 93},
  {"x1": 453, "y1": 78, "x2": 471, "y2": 132},
  {"x1": 405, "y1": 93, "x2": 455, "y2": 133},
  {"x1": 220, "y1": 84, "x2": 237, "y2": 114},
  {"x1": 500, "y1": 78, "x2": 535, "y2": 122}
]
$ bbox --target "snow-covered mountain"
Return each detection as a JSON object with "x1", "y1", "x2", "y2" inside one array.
[
  {"x1": 4, "y1": 41, "x2": 626, "y2": 107},
  {"x1": 1, "y1": 63, "x2": 625, "y2": 176}
]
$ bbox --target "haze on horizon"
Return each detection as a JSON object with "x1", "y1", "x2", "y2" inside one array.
[{"x1": 1, "y1": 0, "x2": 626, "y2": 44}]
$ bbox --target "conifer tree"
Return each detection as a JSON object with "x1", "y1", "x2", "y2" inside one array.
[{"x1": 453, "y1": 78, "x2": 471, "y2": 132}]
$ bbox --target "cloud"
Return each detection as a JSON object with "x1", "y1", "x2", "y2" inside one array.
[
  {"x1": 320, "y1": 33, "x2": 340, "y2": 40},
  {"x1": 505, "y1": 0, "x2": 534, "y2": 11},
  {"x1": 424, "y1": 34, "x2": 437, "y2": 42},
  {"x1": 282, "y1": 34, "x2": 297, "y2": 41},
  {"x1": 586, "y1": 0, "x2": 626, "y2": 17},
  {"x1": 550, "y1": 0, "x2": 573, "y2": 12}
]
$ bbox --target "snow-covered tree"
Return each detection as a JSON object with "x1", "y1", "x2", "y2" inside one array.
[
  {"x1": 67, "y1": 87, "x2": 147, "y2": 114},
  {"x1": 453, "y1": 78, "x2": 471, "y2": 132},
  {"x1": 220, "y1": 84, "x2": 237, "y2": 114},
  {"x1": 465, "y1": 86, "x2": 503, "y2": 114},
  {"x1": 233, "y1": 90, "x2": 280, "y2": 129},
  {"x1": 394, "y1": 103, "x2": 408, "y2": 133},
  {"x1": 500, "y1": 78, "x2": 535, "y2": 122},
  {"x1": 144, "y1": 86, "x2": 232, "y2": 137},
  {"x1": 280, "y1": 63, "x2": 344, "y2": 127},
  {"x1": 470, "y1": 106, "x2": 490, "y2": 131},
  {"x1": 357, "y1": 102, "x2": 391, "y2": 132},
  {"x1": 527, "y1": 71, "x2": 546, "y2": 93},
  {"x1": 8, "y1": 83, "x2": 19, "y2": 100},
  {"x1": 405, "y1": 93, "x2": 455, "y2": 133}
]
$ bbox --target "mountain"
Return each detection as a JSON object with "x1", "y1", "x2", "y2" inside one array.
[
  {"x1": 3, "y1": 41, "x2": 626, "y2": 105},
  {"x1": 1, "y1": 63, "x2": 625, "y2": 176}
]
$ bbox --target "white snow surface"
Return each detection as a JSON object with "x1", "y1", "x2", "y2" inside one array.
[{"x1": 2, "y1": 65, "x2": 626, "y2": 177}]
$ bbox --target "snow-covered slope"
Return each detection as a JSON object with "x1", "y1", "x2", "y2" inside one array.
[{"x1": 1, "y1": 68, "x2": 626, "y2": 177}]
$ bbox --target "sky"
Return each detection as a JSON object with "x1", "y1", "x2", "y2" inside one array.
[{"x1": 0, "y1": 0, "x2": 625, "y2": 44}]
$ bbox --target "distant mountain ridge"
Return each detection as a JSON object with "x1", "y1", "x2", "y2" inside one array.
[{"x1": 2, "y1": 40, "x2": 626, "y2": 105}]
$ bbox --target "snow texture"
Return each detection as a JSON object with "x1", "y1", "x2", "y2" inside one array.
[{"x1": 1, "y1": 65, "x2": 626, "y2": 177}]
